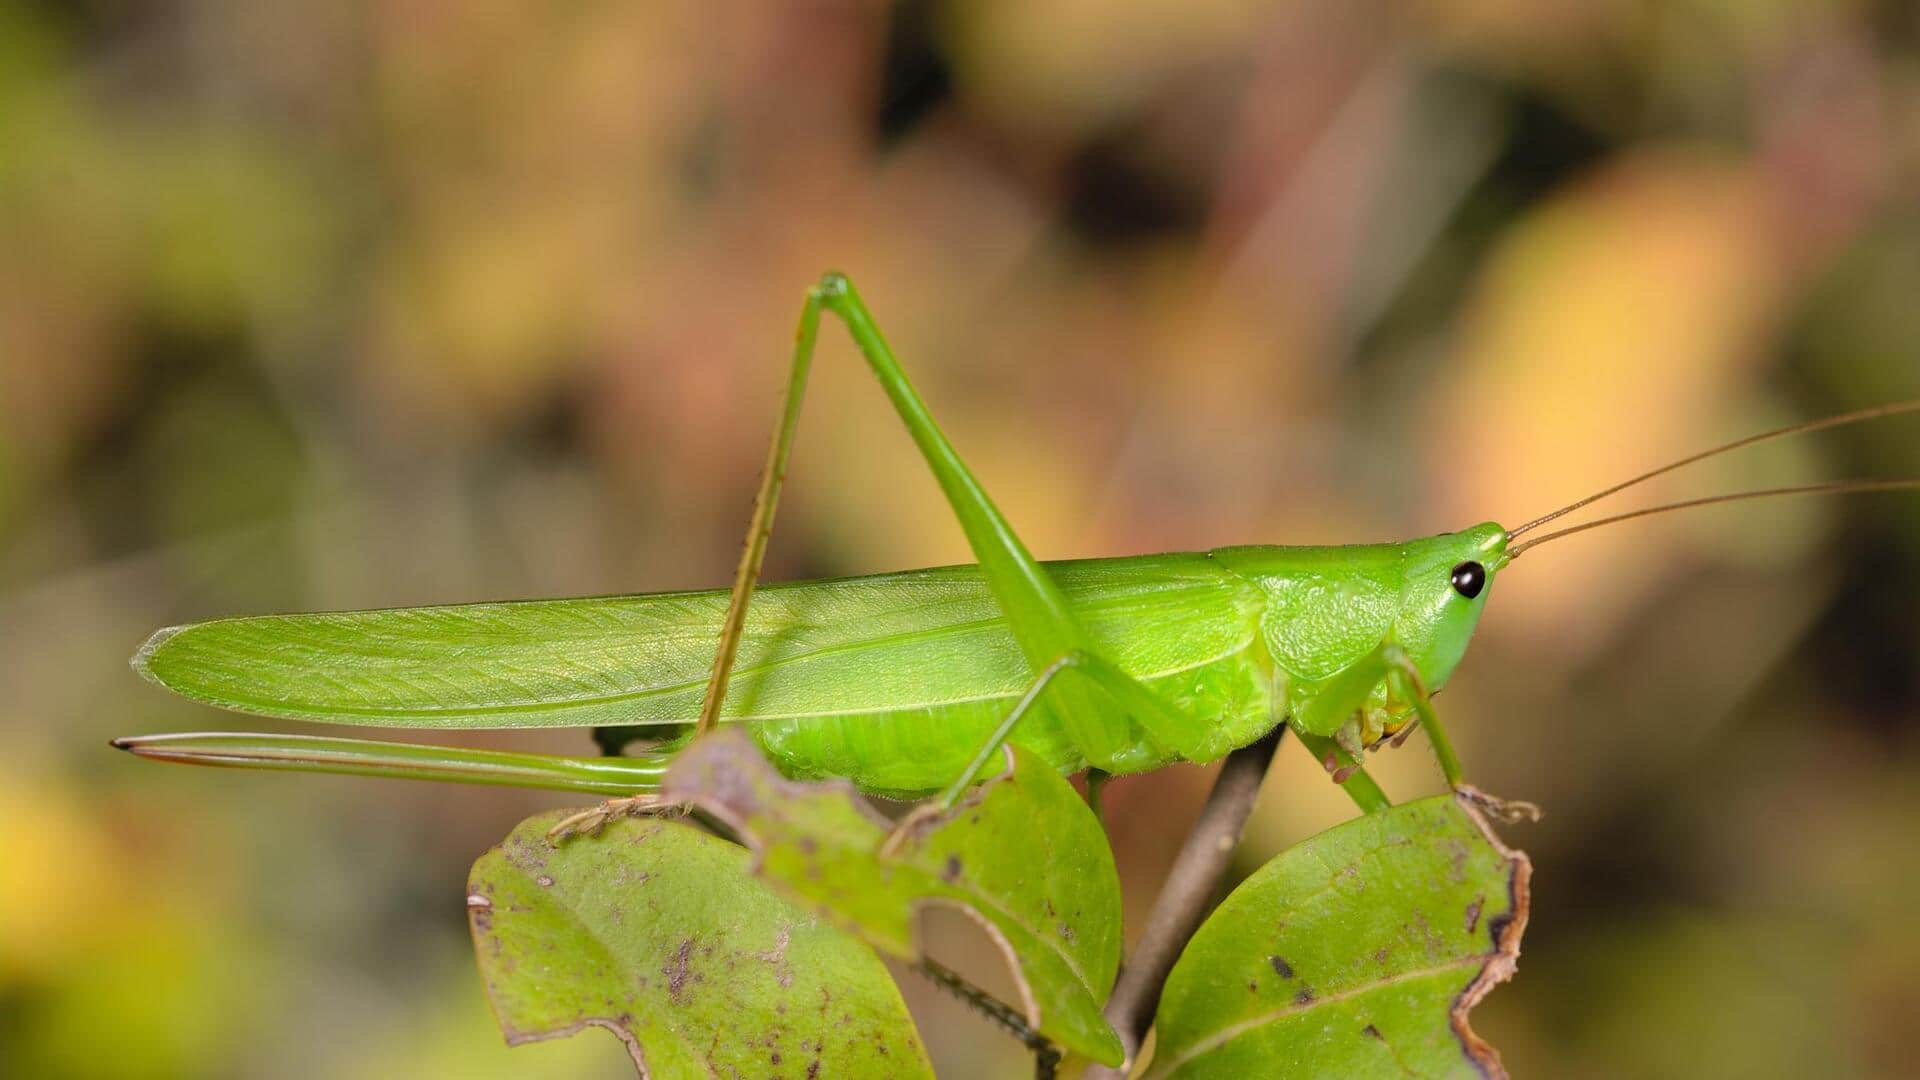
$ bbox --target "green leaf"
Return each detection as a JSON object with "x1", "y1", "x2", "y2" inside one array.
[
  {"x1": 467, "y1": 810, "x2": 931, "y2": 1079},
  {"x1": 1145, "y1": 795, "x2": 1530, "y2": 1079},
  {"x1": 661, "y1": 730, "x2": 1125, "y2": 1066}
]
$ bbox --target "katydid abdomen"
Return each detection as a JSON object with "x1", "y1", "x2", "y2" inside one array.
[
  {"x1": 750, "y1": 557, "x2": 1279, "y2": 794},
  {"x1": 133, "y1": 551, "x2": 1280, "y2": 796}
]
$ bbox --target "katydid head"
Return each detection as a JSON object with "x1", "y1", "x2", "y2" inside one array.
[
  {"x1": 1399, "y1": 399, "x2": 1920, "y2": 694},
  {"x1": 1391, "y1": 522, "x2": 1511, "y2": 694}
]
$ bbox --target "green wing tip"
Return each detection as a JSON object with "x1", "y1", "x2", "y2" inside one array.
[{"x1": 130, "y1": 624, "x2": 186, "y2": 683}]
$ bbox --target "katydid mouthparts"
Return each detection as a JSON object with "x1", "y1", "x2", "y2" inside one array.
[{"x1": 111, "y1": 272, "x2": 1920, "y2": 826}]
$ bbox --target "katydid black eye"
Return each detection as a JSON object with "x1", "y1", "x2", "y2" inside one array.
[{"x1": 1450, "y1": 561, "x2": 1486, "y2": 599}]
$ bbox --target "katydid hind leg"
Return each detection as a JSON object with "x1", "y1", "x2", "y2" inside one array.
[
  {"x1": 693, "y1": 287, "x2": 826, "y2": 737},
  {"x1": 110, "y1": 731, "x2": 686, "y2": 836},
  {"x1": 697, "y1": 271, "x2": 1142, "y2": 773},
  {"x1": 810, "y1": 273, "x2": 1141, "y2": 768}
]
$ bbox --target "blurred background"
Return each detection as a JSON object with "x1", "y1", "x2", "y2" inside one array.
[{"x1": 3, "y1": 0, "x2": 1918, "y2": 1076}]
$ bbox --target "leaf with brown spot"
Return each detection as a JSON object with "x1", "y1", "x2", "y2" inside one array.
[
  {"x1": 468, "y1": 810, "x2": 930, "y2": 1078},
  {"x1": 1143, "y1": 795, "x2": 1530, "y2": 1078},
  {"x1": 662, "y1": 729, "x2": 1125, "y2": 1066}
]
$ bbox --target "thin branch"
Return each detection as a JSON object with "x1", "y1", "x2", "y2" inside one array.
[
  {"x1": 914, "y1": 956, "x2": 1060, "y2": 1078},
  {"x1": 1087, "y1": 728, "x2": 1283, "y2": 1077}
]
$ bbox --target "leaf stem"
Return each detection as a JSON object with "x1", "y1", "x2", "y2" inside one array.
[{"x1": 913, "y1": 955, "x2": 1061, "y2": 1078}]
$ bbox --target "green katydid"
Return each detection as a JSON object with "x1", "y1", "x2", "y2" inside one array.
[{"x1": 112, "y1": 272, "x2": 1920, "y2": 828}]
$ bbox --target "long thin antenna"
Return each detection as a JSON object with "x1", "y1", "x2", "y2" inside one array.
[
  {"x1": 1507, "y1": 479, "x2": 1920, "y2": 556},
  {"x1": 1507, "y1": 399, "x2": 1920, "y2": 539}
]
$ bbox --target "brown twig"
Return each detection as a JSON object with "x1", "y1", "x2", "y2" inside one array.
[{"x1": 1087, "y1": 728, "x2": 1283, "y2": 1077}]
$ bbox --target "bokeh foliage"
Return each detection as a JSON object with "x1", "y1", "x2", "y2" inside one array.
[{"x1": 6, "y1": 0, "x2": 1920, "y2": 1075}]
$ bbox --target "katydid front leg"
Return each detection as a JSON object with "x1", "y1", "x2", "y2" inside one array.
[
  {"x1": 1381, "y1": 644, "x2": 1540, "y2": 823},
  {"x1": 1287, "y1": 638, "x2": 1536, "y2": 822}
]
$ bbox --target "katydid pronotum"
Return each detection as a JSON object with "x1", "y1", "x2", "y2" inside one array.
[{"x1": 115, "y1": 272, "x2": 1920, "y2": 834}]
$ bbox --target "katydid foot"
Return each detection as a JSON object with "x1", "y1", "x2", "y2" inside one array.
[
  {"x1": 1452, "y1": 783, "x2": 1542, "y2": 824},
  {"x1": 547, "y1": 793, "x2": 674, "y2": 841},
  {"x1": 876, "y1": 799, "x2": 950, "y2": 861}
]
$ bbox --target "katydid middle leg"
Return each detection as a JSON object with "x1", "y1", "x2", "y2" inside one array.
[
  {"x1": 1290, "y1": 729, "x2": 1393, "y2": 814},
  {"x1": 877, "y1": 647, "x2": 1218, "y2": 855}
]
